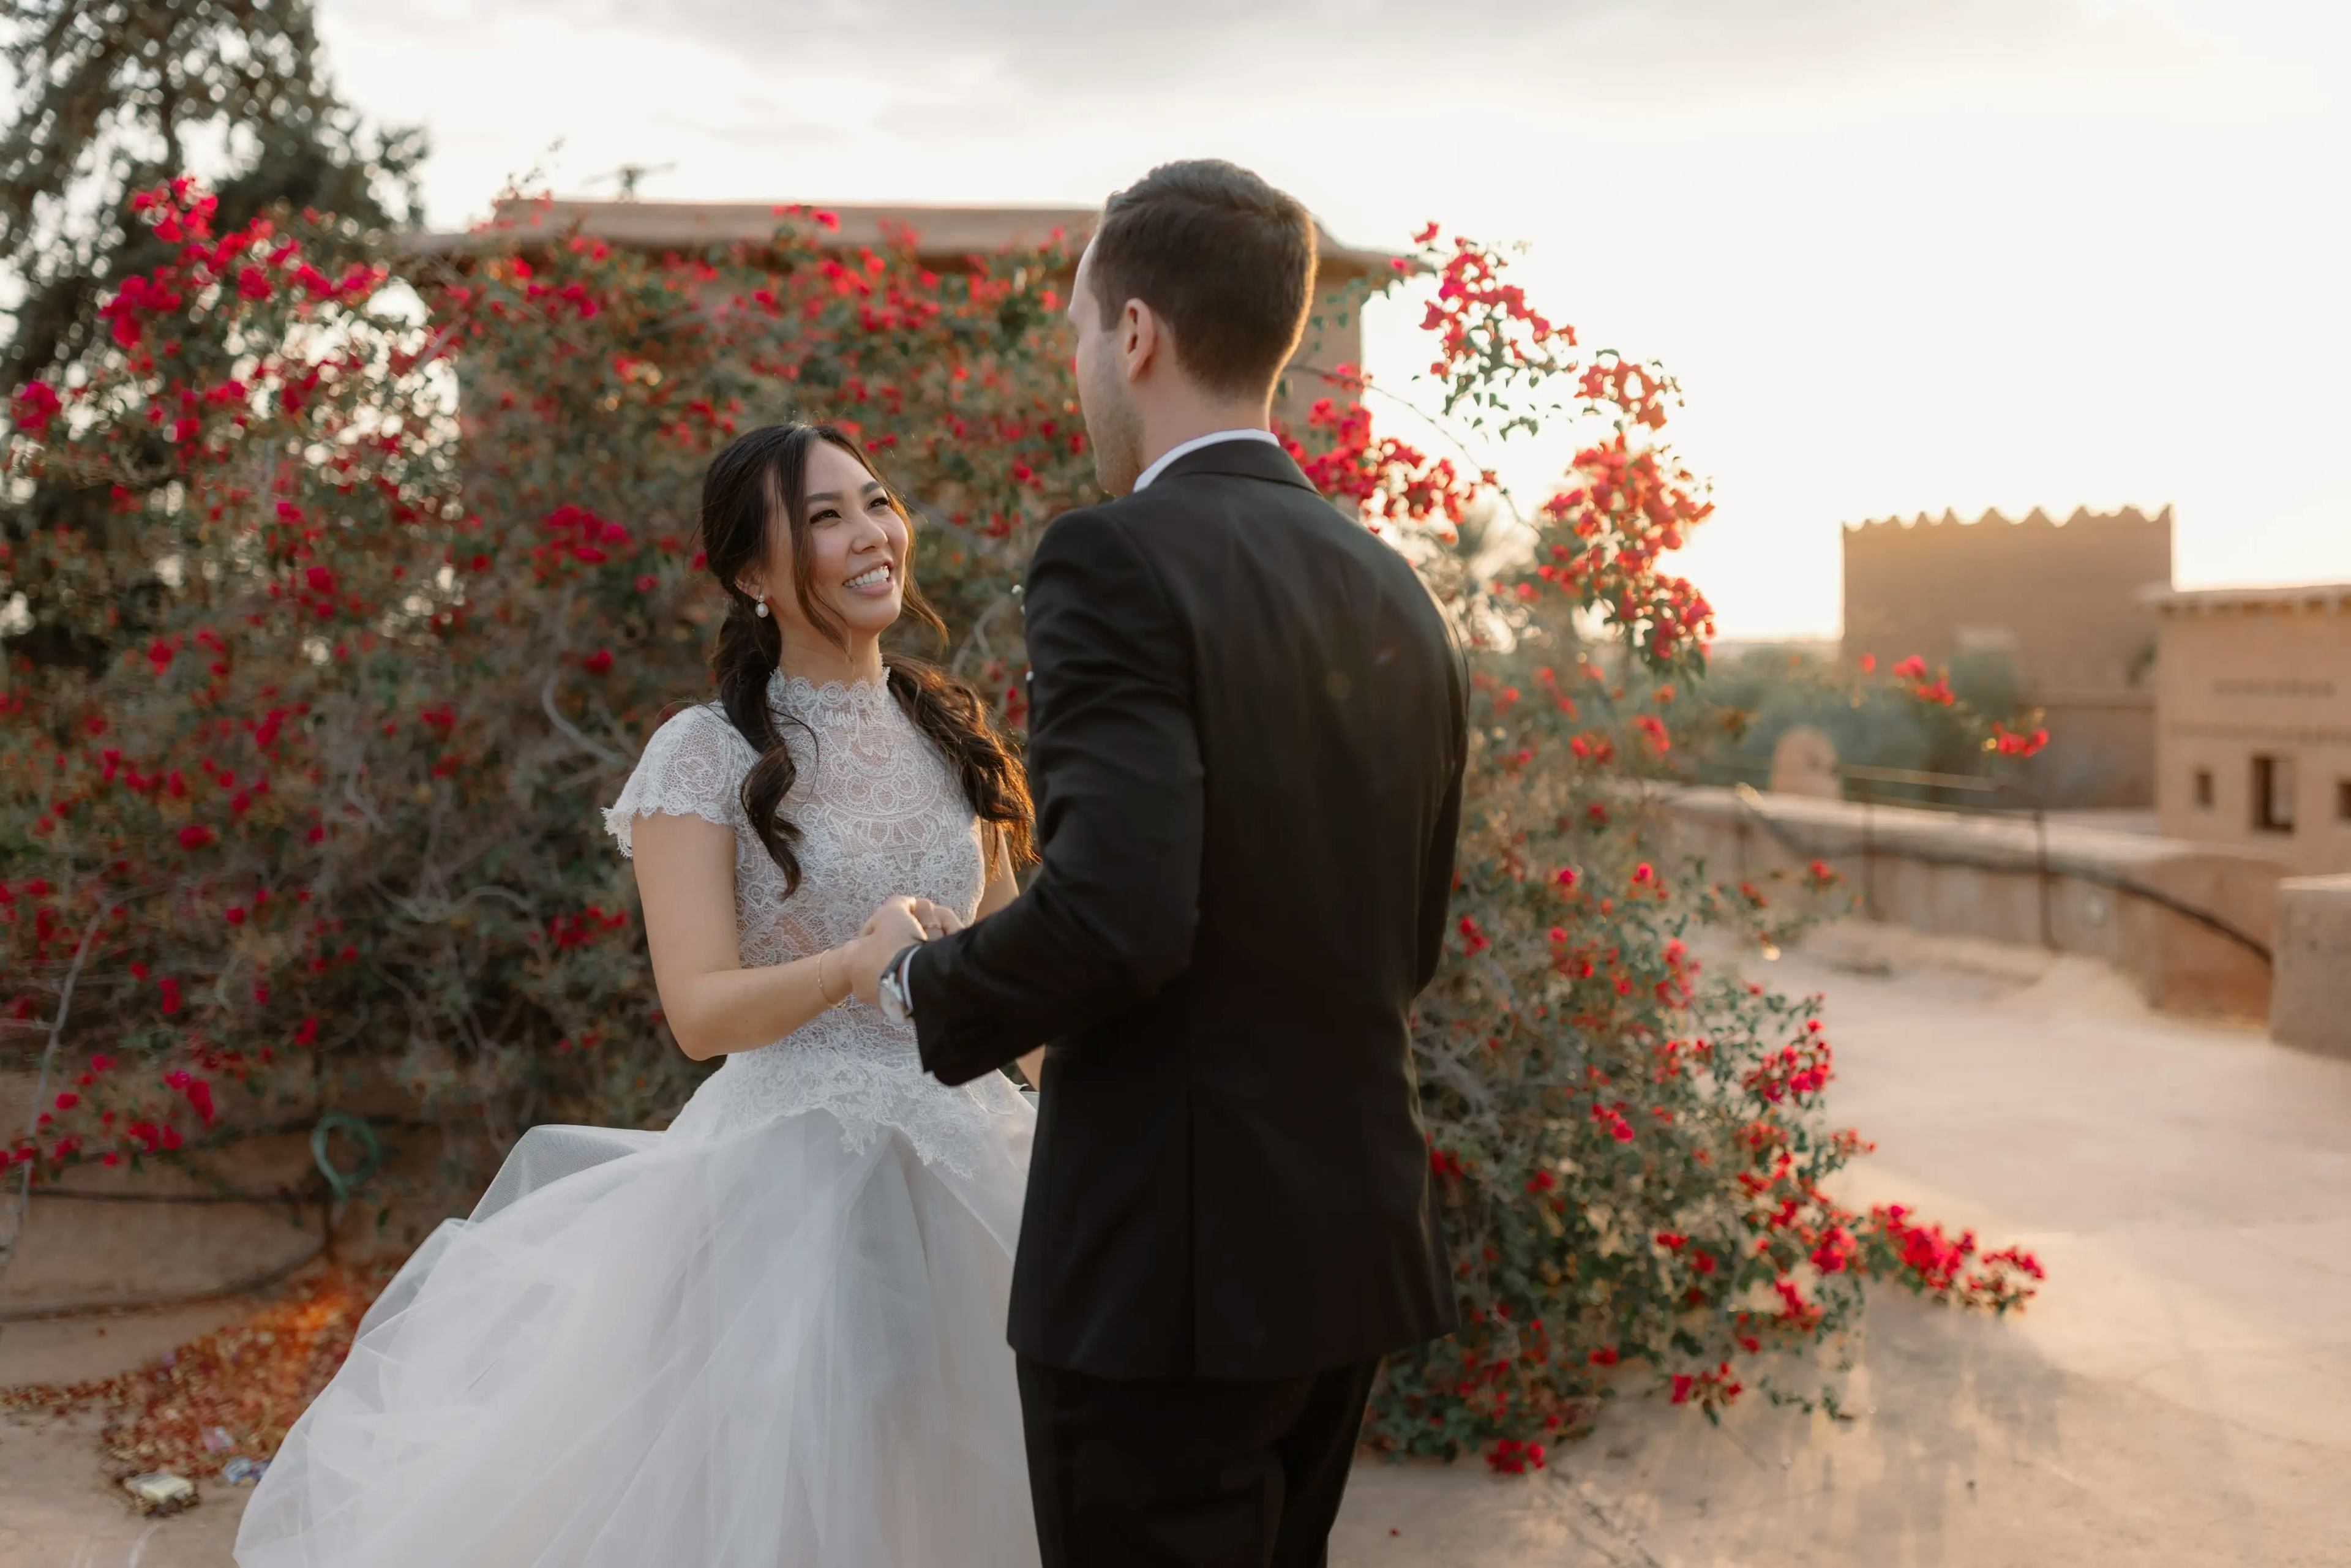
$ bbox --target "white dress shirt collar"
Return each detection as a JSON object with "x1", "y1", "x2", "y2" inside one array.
[{"x1": 1131, "y1": 427, "x2": 1281, "y2": 493}]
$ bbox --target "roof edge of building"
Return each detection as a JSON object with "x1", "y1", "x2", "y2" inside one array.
[
  {"x1": 2148, "y1": 582, "x2": 2351, "y2": 613},
  {"x1": 403, "y1": 198, "x2": 1404, "y2": 278},
  {"x1": 1842, "y1": 503, "x2": 2176, "y2": 535}
]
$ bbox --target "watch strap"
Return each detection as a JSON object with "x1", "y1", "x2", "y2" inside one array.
[{"x1": 881, "y1": 942, "x2": 923, "y2": 1026}]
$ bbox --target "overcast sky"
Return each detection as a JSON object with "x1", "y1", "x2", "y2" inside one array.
[{"x1": 317, "y1": 0, "x2": 2350, "y2": 637}]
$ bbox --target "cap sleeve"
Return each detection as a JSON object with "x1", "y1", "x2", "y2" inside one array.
[{"x1": 602, "y1": 704, "x2": 750, "y2": 858}]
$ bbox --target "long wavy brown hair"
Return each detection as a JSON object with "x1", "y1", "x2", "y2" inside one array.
[{"x1": 699, "y1": 422, "x2": 1033, "y2": 895}]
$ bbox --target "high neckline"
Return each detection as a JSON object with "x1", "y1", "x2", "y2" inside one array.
[{"x1": 769, "y1": 667, "x2": 893, "y2": 719}]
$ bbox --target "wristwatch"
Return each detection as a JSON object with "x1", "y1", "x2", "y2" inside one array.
[{"x1": 877, "y1": 943, "x2": 921, "y2": 1029}]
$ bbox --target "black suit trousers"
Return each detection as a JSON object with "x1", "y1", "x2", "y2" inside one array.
[{"x1": 1016, "y1": 1354, "x2": 1382, "y2": 1568}]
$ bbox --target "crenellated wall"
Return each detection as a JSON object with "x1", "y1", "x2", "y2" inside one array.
[{"x1": 1842, "y1": 506, "x2": 2173, "y2": 806}]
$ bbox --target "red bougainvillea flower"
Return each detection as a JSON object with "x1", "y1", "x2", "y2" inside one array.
[
  {"x1": 163, "y1": 1070, "x2": 216, "y2": 1127},
  {"x1": 1811, "y1": 1226, "x2": 1856, "y2": 1275},
  {"x1": 1485, "y1": 1438, "x2": 1547, "y2": 1474},
  {"x1": 1990, "y1": 721, "x2": 2049, "y2": 757},
  {"x1": 12, "y1": 378, "x2": 62, "y2": 435}
]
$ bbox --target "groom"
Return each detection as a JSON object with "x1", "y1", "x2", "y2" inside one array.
[{"x1": 860, "y1": 160, "x2": 1465, "y2": 1566}]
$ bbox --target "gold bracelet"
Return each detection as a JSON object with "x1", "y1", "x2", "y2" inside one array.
[{"x1": 817, "y1": 948, "x2": 850, "y2": 1011}]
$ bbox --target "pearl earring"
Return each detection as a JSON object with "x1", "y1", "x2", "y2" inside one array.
[{"x1": 754, "y1": 597, "x2": 768, "y2": 618}]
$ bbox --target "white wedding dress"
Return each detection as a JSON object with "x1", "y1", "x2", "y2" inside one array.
[{"x1": 237, "y1": 672, "x2": 1040, "y2": 1567}]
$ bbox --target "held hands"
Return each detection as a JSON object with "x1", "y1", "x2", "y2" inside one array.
[
  {"x1": 844, "y1": 896, "x2": 964, "y2": 1005},
  {"x1": 844, "y1": 895, "x2": 1041, "y2": 1093},
  {"x1": 869, "y1": 895, "x2": 963, "y2": 945}
]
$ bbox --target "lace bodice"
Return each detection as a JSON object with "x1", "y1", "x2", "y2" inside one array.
[{"x1": 604, "y1": 670, "x2": 1019, "y2": 1172}]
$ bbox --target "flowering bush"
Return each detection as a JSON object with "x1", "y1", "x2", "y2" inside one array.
[{"x1": 1, "y1": 183, "x2": 2038, "y2": 1468}]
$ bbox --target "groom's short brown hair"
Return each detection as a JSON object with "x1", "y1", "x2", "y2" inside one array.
[{"x1": 1089, "y1": 160, "x2": 1316, "y2": 398}]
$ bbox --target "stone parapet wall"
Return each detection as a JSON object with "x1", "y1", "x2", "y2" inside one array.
[
  {"x1": 0, "y1": 1131, "x2": 322, "y2": 1320},
  {"x1": 2271, "y1": 874, "x2": 2351, "y2": 1059},
  {"x1": 1661, "y1": 786, "x2": 2287, "y2": 1020},
  {"x1": 0, "y1": 1067, "x2": 465, "y2": 1319}
]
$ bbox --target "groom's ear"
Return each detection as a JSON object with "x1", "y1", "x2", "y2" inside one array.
[{"x1": 1120, "y1": 299, "x2": 1160, "y2": 383}]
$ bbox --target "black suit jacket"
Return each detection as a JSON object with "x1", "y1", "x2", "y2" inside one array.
[{"x1": 911, "y1": 437, "x2": 1465, "y2": 1380}]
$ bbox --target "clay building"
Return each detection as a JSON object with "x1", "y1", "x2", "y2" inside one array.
[
  {"x1": 1842, "y1": 506, "x2": 2173, "y2": 806},
  {"x1": 2153, "y1": 583, "x2": 2351, "y2": 874}
]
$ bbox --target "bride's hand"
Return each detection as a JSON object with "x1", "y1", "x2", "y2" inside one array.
[
  {"x1": 866, "y1": 897, "x2": 961, "y2": 940},
  {"x1": 848, "y1": 898, "x2": 927, "y2": 1005},
  {"x1": 911, "y1": 898, "x2": 964, "y2": 939}
]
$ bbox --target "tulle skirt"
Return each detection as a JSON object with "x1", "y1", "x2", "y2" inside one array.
[{"x1": 235, "y1": 1095, "x2": 1039, "y2": 1567}]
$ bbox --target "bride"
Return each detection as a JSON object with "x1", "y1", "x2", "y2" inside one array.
[{"x1": 236, "y1": 423, "x2": 1045, "y2": 1566}]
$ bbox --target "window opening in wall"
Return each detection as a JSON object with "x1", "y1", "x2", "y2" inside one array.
[
  {"x1": 2337, "y1": 778, "x2": 2351, "y2": 823},
  {"x1": 2194, "y1": 768, "x2": 2214, "y2": 809},
  {"x1": 2252, "y1": 754, "x2": 2296, "y2": 833}
]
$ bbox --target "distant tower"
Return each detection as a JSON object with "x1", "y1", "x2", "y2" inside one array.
[{"x1": 1840, "y1": 506, "x2": 2174, "y2": 806}]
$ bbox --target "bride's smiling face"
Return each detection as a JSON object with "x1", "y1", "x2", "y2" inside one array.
[{"x1": 747, "y1": 437, "x2": 909, "y2": 645}]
